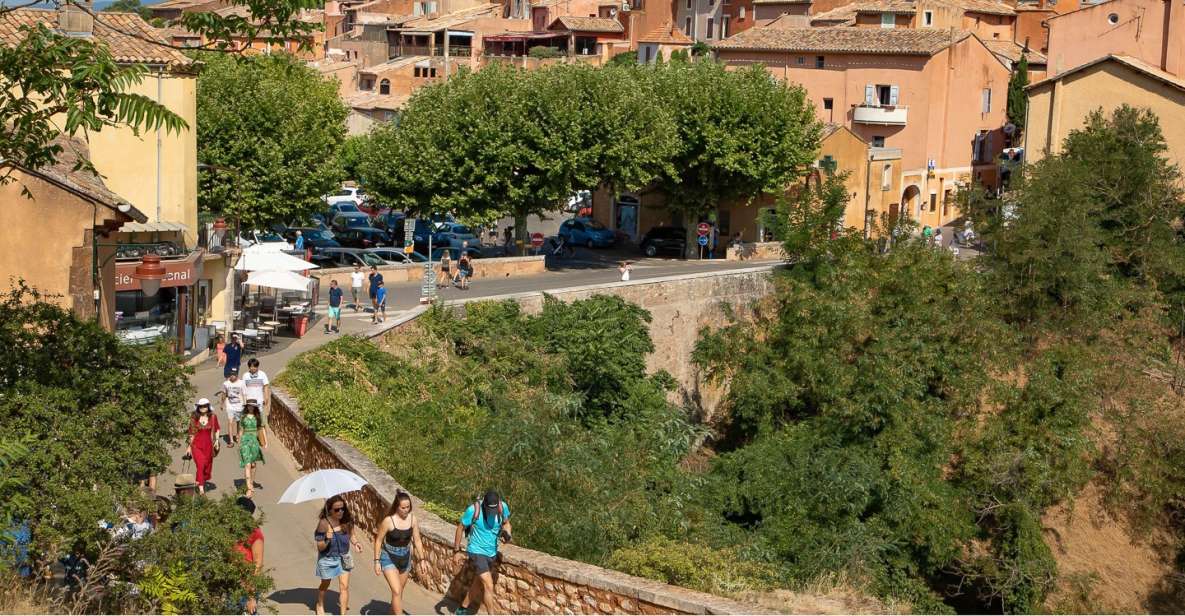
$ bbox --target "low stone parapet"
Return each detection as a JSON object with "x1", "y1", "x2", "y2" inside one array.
[
  {"x1": 312, "y1": 255, "x2": 546, "y2": 287},
  {"x1": 725, "y1": 242, "x2": 785, "y2": 261}
]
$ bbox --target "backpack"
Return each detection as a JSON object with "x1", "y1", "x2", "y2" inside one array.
[{"x1": 463, "y1": 498, "x2": 503, "y2": 537}]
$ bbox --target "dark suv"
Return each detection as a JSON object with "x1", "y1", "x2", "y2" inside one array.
[
  {"x1": 639, "y1": 226, "x2": 687, "y2": 258},
  {"x1": 334, "y1": 227, "x2": 392, "y2": 248}
]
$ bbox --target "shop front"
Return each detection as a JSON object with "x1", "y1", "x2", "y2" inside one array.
[{"x1": 113, "y1": 249, "x2": 204, "y2": 352}]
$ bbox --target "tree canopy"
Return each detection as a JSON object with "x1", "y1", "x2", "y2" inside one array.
[{"x1": 196, "y1": 53, "x2": 348, "y2": 230}]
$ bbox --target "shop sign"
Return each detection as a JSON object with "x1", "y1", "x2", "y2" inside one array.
[{"x1": 114, "y1": 252, "x2": 204, "y2": 292}]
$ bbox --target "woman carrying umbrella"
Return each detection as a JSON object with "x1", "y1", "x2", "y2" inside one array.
[{"x1": 314, "y1": 495, "x2": 362, "y2": 615}]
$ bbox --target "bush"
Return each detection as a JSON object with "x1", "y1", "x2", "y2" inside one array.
[
  {"x1": 528, "y1": 46, "x2": 562, "y2": 59},
  {"x1": 608, "y1": 536, "x2": 778, "y2": 596}
]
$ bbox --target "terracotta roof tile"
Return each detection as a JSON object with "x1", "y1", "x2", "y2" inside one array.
[
  {"x1": 637, "y1": 20, "x2": 693, "y2": 44},
  {"x1": 0, "y1": 8, "x2": 191, "y2": 67},
  {"x1": 714, "y1": 25, "x2": 970, "y2": 54},
  {"x1": 945, "y1": 0, "x2": 1015, "y2": 16},
  {"x1": 550, "y1": 15, "x2": 624, "y2": 32},
  {"x1": 982, "y1": 39, "x2": 1046, "y2": 63}
]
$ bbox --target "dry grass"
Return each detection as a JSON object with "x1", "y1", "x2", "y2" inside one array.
[{"x1": 737, "y1": 572, "x2": 911, "y2": 615}]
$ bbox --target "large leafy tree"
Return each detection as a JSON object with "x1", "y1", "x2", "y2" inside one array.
[
  {"x1": 361, "y1": 62, "x2": 676, "y2": 243},
  {"x1": 196, "y1": 53, "x2": 348, "y2": 230},
  {"x1": 650, "y1": 60, "x2": 821, "y2": 220},
  {"x1": 102, "y1": 0, "x2": 154, "y2": 21}
]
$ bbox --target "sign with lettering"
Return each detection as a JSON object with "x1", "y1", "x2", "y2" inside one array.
[{"x1": 114, "y1": 254, "x2": 202, "y2": 292}]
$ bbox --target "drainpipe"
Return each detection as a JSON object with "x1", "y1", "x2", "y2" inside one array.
[
  {"x1": 863, "y1": 151, "x2": 873, "y2": 239},
  {"x1": 155, "y1": 67, "x2": 164, "y2": 225}
]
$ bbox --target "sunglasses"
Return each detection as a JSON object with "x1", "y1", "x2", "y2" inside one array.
[{"x1": 331, "y1": 506, "x2": 345, "y2": 513}]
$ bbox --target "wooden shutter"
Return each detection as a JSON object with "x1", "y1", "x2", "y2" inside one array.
[
  {"x1": 865, "y1": 84, "x2": 876, "y2": 106},
  {"x1": 889, "y1": 85, "x2": 899, "y2": 106}
]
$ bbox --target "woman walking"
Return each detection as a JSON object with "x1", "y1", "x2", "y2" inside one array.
[
  {"x1": 314, "y1": 495, "x2": 362, "y2": 615},
  {"x1": 456, "y1": 251, "x2": 472, "y2": 290},
  {"x1": 438, "y1": 250, "x2": 452, "y2": 286},
  {"x1": 373, "y1": 491, "x2": 426, "y2": 615},
  {"x1": 186, "y1": 398, "x2": 220, "y2": 495},
  {"x1": 238, "y1": 401, "x2": 268, "y2": 499}
]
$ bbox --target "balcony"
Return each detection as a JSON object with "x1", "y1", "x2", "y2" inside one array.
[{"x1": 852, "y1": 104, "x2": 908, "y2": 125}]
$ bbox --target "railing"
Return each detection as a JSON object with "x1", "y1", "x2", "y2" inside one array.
[
  {"x1": 447, "y1": 46, "x2": 472, "y2": 57},
  {"x1": 398, "y1": 44, "x2": 431, "y2": 56},
  {"x1": 852, "y1": 104, "x2": 909, "y2": 125}
]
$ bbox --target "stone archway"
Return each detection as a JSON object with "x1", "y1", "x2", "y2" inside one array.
[{"x1": 902, "y1": 185, "x2": 921, "y2": 220}]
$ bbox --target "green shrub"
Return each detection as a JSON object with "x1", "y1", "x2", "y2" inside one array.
[
  {"x1": 608, "y1": 536, "x2": 778, "y2": 596},
  {"x1": 528, "y1": 46, "x2": 562, "y2": 59}
]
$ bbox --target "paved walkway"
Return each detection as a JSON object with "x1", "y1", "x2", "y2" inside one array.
[{"x1": 162, "y1": 255, "x2": 778, "y2": 615}]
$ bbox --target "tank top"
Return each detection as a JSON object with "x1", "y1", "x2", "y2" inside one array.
[{"x1": 385, "y1": 516, "x2": 412, "y2": 547}]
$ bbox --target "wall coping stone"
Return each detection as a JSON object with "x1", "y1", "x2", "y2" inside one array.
[{"x1": 314, "y1": 254, "x2": 546, "y2": 277}]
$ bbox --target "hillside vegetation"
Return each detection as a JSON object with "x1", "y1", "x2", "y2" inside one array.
[{"x1": 281, "y1": 106, "x2": 1185, "y2": 613}]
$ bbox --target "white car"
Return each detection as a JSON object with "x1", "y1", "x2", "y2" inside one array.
[
  {"x1": 325, "y1": 186, "x2": 367, "y2": 207},
  {"x1": 239, "y1": 230, "x2": 292, "y2": 249}
]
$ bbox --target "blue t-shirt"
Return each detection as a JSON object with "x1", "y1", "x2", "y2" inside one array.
[
  {"x1": 461, "y1": 502, "x2": 510, "y2": 558},
  {"x1": 295, "y1": 235, "x2": 305, "y2": 250},
  {"x1": 328, "y1": 287, "x2": 343, "y2": 307},
  {"x1": 224, "y1": 342, "x2": 242, "y2": 367},
  {"x1": 375, "y1": 287, "x2": 388, "y2": 306}
]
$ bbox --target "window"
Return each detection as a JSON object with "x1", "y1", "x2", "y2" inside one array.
[
  {"x1": 1107, "y1": 12, "x2": 1119, "y2": 23},
  {"x1": 379, "y1": 78, "x2": 390, "y2": 94},
  {"x1": 877, "y1": 84, "x2": 891, "y2": 105},
  {"x1": 796, "y1": 56, "x2": 805, "y2": 65},
  {"x1": 686, "y1": 0, "x2": 691, "y2": 8},
  {"x1": 881, "y1": 163, "x2": 892, "y2": 190},
  {"x1": 929, "y1": 193, "x2": 937, "y2": 212},
  {"x1": 685, "y1": 16, "x2": 693, "y2": 36},
  {"x1": 738, "y1": 5, "x2": 745, "y2": 18},
  {"x1": 872, "y1": 136, "x2": 886, "y2": 147},
  {"x1": 881, "y1": 12, "x2": 895, "y2": 27},
  {"x1": 923, "y1": 10, "x2": 933, "y2": 25},
  {"x1": 707, "y1": 17, "x2": 714, "y2": 38},
  {"x1": 870, "y1": 84, "x2": 899, "y2": 106},
  {"x1": 973, "y1": 129, "x2": 990, "y2": 162},
  {"x1": 722, "y1": 14, "x2": 730, "y2": 37},
  {"x1": 361, "y1": 77, "x2": 374, "y2": 90},
  {"x1": 815, "y1": 55, "x2": 825, "y2": 68},
  {"x1": 823, "y1": 98, "x2": 833, "y2": 110},
  {"x1": 981, "y1": 88, "x2": 992, "y2": 113},
  {"x1": 943, "y1": 189, "x2": 952, "y2": 216}
]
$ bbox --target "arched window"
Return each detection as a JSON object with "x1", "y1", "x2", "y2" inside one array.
[{"x1": 379, "y1": 79, "x2": 390, "y2": 95}]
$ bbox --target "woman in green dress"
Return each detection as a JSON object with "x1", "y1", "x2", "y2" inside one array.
[{"x1": 239, "y1": 400, "x2": 268, "y2": 499}]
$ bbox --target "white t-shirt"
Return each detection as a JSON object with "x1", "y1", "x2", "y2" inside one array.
[
  {"x1": 243, "y1": 369, "x2": 270, "y2": 405},
  {"x1": 223, "y1": 379, "x2": 246, "y2": 412},
  {"x1": 350, "y1": 271, "x2": 365, "y2": 288}
]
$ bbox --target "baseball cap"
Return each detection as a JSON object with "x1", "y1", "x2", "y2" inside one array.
[
  {"x1": 228, "y1": 367, "x2": 238, "y2": 375},
  {"x1": 482, "y1": 490, "x2": 500, "y2": 517},
  {"x1": 196, "y1": 397, "x2": 211, "y2": 406}
]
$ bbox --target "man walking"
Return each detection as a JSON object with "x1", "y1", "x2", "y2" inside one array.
[
  {"x1": 243, "y1": 358, "x2": 271, "y2": 413},
  {"x1": 294, "y1": 230, "x2": 304, "y2": 251},
  {"x1": 221, "y1": 367, "x2": 246, "y2": 446},
  {"x1": 325, "y1": 280, "x2": 343, "y2": 334},
  {"x1": 350, "y1": 265, "x2": 365, "y2": 311},
  {"x1": 373, "y1": 280, "x2": 388, "y2": 324},
  {"x1": 452, "y1": 490, "x2": 511, "y2": 615},
  {"x1": 224, "y1": 333, "x2": 244, "y2": 379},
  {"x1": 368, "y1": 266, "x2": 384, "y2": 316}
]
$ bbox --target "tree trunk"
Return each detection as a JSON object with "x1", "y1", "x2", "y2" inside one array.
[{"x1": 514, "y1": 209, "x2": 528, "y2": 256}]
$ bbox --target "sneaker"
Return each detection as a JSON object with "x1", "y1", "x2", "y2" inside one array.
[{"x1": 455, "y1": 608, "x2": 467, "y2": 615}]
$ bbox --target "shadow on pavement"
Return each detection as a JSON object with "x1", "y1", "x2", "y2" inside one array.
[{"x1": 268, "y1": 587, "x2": 326, "y2": 612}]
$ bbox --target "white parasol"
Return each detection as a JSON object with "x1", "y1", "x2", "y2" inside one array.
[
  {"x1": 244, "y1": 269, "x2": 315, "y2": 292},
  {"x1": 278, "y1": 469, "x2": 369, "y2": 504},
  {"x1": 235, "y1": 250, "x2": 319, "y2": 272}
]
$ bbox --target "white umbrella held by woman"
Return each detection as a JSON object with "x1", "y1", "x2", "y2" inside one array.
[{"x1": 279, "y1": 469, "x2": 368, "y2": 504}]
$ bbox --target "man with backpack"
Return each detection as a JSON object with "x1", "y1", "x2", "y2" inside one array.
[{"x1": 452, "y1": 490, "x2": 511, "y2": 615}]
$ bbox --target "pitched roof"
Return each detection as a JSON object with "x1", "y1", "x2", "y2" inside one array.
[
  {"x1": 1028, "y1": 54, "x2": 1185, "y2": 93},
  {"x1": 636, "y1": 20, "x2": 693, "y2": 44},
  {"x1": 810, "y1": 0, "x2": 1013, "y2": 23},
  {"x1": 982, "y1": 39, "x2": 1046, "y2": 64},
  {"x1": 345, "y1": 90, "x2": 410, "y2": 111},
  {"x1": 0, "y1": 8, "x2": 192, "y2": 67},
  {"x1": 392, "y1": 3, "x2": 501, "y2": 31},
  {"x1": 18, "y1": 135, "x2": 147, "y2": 221},
  {"x1": 550, "y1": 15, "x2": 624, "y2": 32},
  {"x1": 714, "y1": 25, "x2": 971, "y2": 55},
  {"x1": 946, "y1": 0, "x2": 1015, "y2": 16}
]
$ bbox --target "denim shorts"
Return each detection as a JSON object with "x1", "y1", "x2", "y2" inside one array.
[
  {"x1": 468, "y1": 553, "x2": 497, "y2": 575},
  {"x1": 379, "y1": 544, "x2": 412, "y2": 573},
  {"x1": 328, "y1": 306, "x2": 341, "y2": 319},
  {"x1": 315, "y1": 555, "x2": 344, "y2": 579}
]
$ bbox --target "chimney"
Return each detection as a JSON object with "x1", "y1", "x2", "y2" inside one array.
[
  {"x1": 59, "y1": 1, "x2": 95, "y2": 37},
  {"x1": 1163, "y1": 0, "x2": 1184, "y2": 76}
]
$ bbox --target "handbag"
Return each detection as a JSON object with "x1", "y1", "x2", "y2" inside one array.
[{"x1": 340, "y1": 551, "x2": 355, "y2": 571}]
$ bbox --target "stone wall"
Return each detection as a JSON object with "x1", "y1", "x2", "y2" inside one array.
[
  {"x1": 441, "y1": 266, "x2": 778, "y2": 423},
  {"x1": 312, "y1": 255, "x2": 546, "y2": 287},
  {"x1": 726, "y1": 241, "x2": 786, "y2": 262},
  {"x1": 268, "y1": 388, "x2": 761, "y2": 615}
]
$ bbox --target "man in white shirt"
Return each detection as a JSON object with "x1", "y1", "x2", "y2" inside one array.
[
  {"x1": 350, "y1": 265, "x2": 365, "y2": 312},
  {"x1": 243, "y1": 358, "x2": 271, "y2": 413},
  {"x1": 221, "y1": 367, "x2": 247, "y2": 445}
]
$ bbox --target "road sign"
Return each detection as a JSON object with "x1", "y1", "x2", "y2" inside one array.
[
  {"x1": 697, "y1": 235, "x2": 709, "y2": 247},
  {"x1": 530, "y1": 232, "x2": 545, "y2": 248},
  {"x1": 420, "y1": 261, "x2": 437, "y2": 301},
  {"x1": 696, "y1": 222, "x2": 711, "y2": 236},
  {"x1": 404, "y1": 217, "x2": 416, "y2": 248}
]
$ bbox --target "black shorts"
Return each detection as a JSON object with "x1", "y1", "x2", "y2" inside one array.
[{"x1": 468, "y1": 553, "x2": 497, "y2": 575}]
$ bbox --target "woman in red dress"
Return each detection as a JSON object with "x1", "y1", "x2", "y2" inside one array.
[{"x1": 186, "y1": 398, "x2": 221, "y2": 495}]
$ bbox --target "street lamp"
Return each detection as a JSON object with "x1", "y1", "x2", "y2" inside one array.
[{"x1": 132, "y1": 254, "x2": 167, "y2": 298}]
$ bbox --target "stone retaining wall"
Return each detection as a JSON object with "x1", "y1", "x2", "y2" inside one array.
[
  {"x1": 312, "y1": 255, "x2": 546, "y2": 287},
  {"x1": 726, "y1": 241, "x2": 785, "y2": 262}
]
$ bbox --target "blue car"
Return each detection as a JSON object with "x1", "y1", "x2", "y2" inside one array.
[{"x1": 558, "y1": 218, "x2": 615, "y2": 248}]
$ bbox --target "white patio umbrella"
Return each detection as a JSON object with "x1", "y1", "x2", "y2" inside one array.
[
  {"x1": 235, "y1": 249, "x2": 319, "y2": 272},
  {"x1": 279, "y1": 469, "x2": 369, "y2": 504},
  {"x1": 244, "y1": 269, "x2": 314, "y2": 292}
]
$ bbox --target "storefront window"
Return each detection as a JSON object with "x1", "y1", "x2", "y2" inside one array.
[{"x1": 114, "y1": 288, "x2": 178, "y2": 346}]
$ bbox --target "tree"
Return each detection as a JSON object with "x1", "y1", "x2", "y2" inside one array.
[
  {"x1": 197, "y1": 53, "x2": 348, "y2": 230},
  {"x1": 1006, "y1": 54, "x2": 1028, "y2": 132},
  {"x1": 360, "y1": 63, "x2": 676, "y2": 244},
  {"x1": 102, "y1": 0, "x2": 153, "y2": 21},
  {"x1": 0, "y1": 285, "x2": 191, "y2": 549},
  {"x1": 650, "y1": 61, "x2": 820, "y2": 223},
  {"x1": 337, "y1": 133, "x2": 371, "y2": 184},
  {"x1": 0, "y1": 0, "x2": 321, "y2": 189}
]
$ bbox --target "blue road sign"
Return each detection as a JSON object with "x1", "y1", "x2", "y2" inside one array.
[{"x1": 697, "y1": 235, "x2": 709, "y2": 247}]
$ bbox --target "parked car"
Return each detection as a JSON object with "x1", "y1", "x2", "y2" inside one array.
[
  {"x1": 558, "y1": 217, "x2": 615, "y2": 248},
  {"x1": 239, "y1": 230, "x2": 291, "y2": 249},
  {"x1": 639, "y1": 226, "x2": 687, "y2": 258},
  {"x1": 374, "y1": 210, "x2": 405, "y2": 231},
  {"x1": 316, "y1": 247, "x2": 388, "y2": 268},
  {"x1": 434, "y1": 222, "x2": 480, "y2": 249},
  {"x1": 281, "y1": 227, "x2": 340, "y2": 249},
  {"x1": 333, "y1": 227, "x2": 392, "y2": 249},
  {"x1": 364, "y1": 248, "x2": 428, "y2": 264},
  {"x1": 391, "y1": 218, "x2": 436, "y2": 254},
  {"x1": 330, "y1": 212, "x2": 373, "y2": 231},
  {"x1": 325, "y1": 186, "x2": 367, "y2": 207}
]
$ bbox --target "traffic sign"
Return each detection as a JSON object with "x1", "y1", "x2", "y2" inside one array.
[
  {"x1": 404, "y1": 216, "x2": 416, "y2": 248},
  {"x1": 530, "y1": 232, "x2": 545, "y2": 248},
  {"x1": 697, "y1": 235, "x2": 709, "y2": 246},
  {"x1": 697, "y1": 222, "x2": 711, "y2": 236}
]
